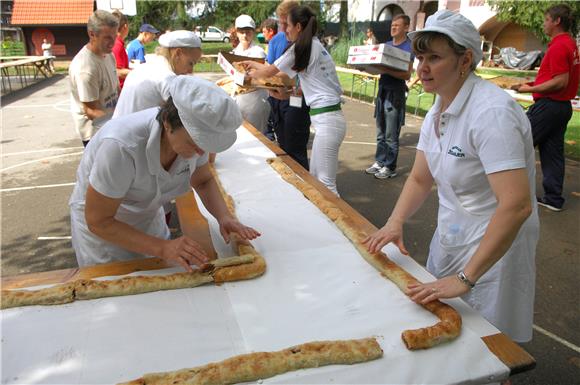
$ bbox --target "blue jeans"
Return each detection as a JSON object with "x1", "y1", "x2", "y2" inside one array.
[{"x1": 375, "y1": 98, "x2": 403, "y2": 170}]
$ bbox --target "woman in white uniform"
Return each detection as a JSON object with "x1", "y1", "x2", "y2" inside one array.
[
  {"x1": 113, "y1": 30, "x2": 202, "y2": 118},
  {"x1": 231, "y1": 15, "x2": 271, "y2": 134},
  {"x1": 364, "y1": 10, "x2": 539, "y2": 343},
  {"x1": 70, "y1": 76, "x2": 260, "y2": 271},
  {"x1": 241, "y1": 5, "x2": 346, "y2": 196}
]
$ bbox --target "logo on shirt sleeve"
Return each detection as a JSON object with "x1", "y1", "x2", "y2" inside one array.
[{"x1": 447, "y1": 145, "x2": 465, "y2": 158}]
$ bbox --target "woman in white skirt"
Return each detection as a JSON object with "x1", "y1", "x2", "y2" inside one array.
[{"x1": 242, "y1": 5, "x2": 346, "y2": 196}]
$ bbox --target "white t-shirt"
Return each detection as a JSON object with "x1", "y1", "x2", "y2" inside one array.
[
  {"x1": 113, "y1": 54, "x2": 176, "y2": 118},
  {"x1": 233, "y1": 42, "x2": 266, "y2": 59},
  {"x1": 41, "y1": 42, "x2": 52, "y2": 57},
  {"x1": 68, "y1": 45, "x2": 119, "y2": 140},
  {"x1": 275, "y1": 38, "x2": 342, "y2": 109},
  {"x1": 69, "y1": 108, "x2": 209, "y2": 265}
]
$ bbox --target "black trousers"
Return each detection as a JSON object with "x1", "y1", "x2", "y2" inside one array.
[
  {"x1": 526, "y1": 98, "x2": 573, "y2": 208},
  {"x1": 268, "y1": 96, "x2": 311, "y2": 170}
]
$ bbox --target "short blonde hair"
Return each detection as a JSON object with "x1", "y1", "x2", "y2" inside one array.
[
  {"x1": 155, "y1": 46, "x2": 179, "y2": 73},
  {"x1": 276, "y1": 0, "x2": 300, "y2": 18}
]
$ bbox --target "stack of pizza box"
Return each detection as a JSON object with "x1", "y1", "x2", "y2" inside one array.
[{"x1": 347, "y1": 43, "x2": 411, "y2": 74}]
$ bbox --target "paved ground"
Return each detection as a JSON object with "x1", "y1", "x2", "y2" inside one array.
[{"x1": 1, "y1": 74, "x2": 579, "y2": 384}]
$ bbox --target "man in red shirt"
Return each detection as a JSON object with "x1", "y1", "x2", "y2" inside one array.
[
  {"x1": 112, "y1": 11, "x2": 130, "y2": 90},
  {"x1": 515, "y1": 4, "x2": 579, "y2": 211}
]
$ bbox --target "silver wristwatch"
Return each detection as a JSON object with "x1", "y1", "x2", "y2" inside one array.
[{"x1": 456, "y1": 271, "x2": 476, "y2": 289}]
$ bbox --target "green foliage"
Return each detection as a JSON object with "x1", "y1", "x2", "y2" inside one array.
[
  {"x1": 487, "y1": 0, "x2": 579, "y2": 43},
  {"x1": 0, "y1": 40, "x2": 26, "y2": 56},
  {"x1": 201, "y1": 1, "x2": 278, "y2": 30},
  {"x1": 329, "y1": 35, "x2": 350, "y2": 65},
  {"x1": 128, "y1": 1, "x2": 195, "y2": 39}
]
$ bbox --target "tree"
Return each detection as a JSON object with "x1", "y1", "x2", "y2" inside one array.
[
  {"x1": 487, "y1": 0, "x2": 579, "y2": 43},
  {"x1": 128, "y1": 1, "x2": 195, "y2": 37},
  {"x1": 205, "y1": 1, "x2": 278, "y2": 30}
]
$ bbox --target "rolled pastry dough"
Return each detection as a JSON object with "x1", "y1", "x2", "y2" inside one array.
[
  {"x1": 118, "y1": 337, "x2": 383, "y2": 385},
  {"x1": 267, "y1": 157, "x2": 462, "y2": 350},
  {"x1": 1, "y1": 254, "x2": 263, "y2": 309}
]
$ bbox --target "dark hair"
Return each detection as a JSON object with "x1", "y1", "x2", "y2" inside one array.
[
  {"x1": 156, "y1": 97, "x2": 183, "y2": 132},
  {"x1": 546, "y1": 3, "x2": 575, "y2": 33},
  {"x1": 261, "y1": 18, "x2": 278, "y2": 33},
  {"x1": 412, "y1": 31, "x2": 477, "y2": 71},
  {"x1": 393, "y1": 14, "x2": 410, "y2": 26},
  {"x1": 111, "y1": 10, "x2": 128, "y2": 29},
  {"x1": 289, "y1": 5, "x2": 317, "y2": 72}
]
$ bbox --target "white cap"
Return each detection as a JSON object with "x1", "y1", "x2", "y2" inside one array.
[
  {"x1": 235, "y1": 14, "x2": 256, "y2": 29},
  {"x1": 408, "y1": 10, "x2": 483, "y2": 66},
  {"x1": 168, "y1": 76, "x2": 242, "y2": 153},
  {"x1": 158, "y1": 30, "x2": 202, "y2": 48}
]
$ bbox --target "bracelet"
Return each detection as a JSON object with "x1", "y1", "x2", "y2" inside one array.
[{"x1": 456, "y1": 271, "x2": 476, "y2": 289}]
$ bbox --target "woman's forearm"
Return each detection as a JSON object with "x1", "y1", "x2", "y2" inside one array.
[
  {"x1": 87, "y1": 216, "x2": 165, "y2": 257},
  {"x1": 389, "y1": 159, "x2": 434, "y2": 225},
  {"x1": 194, "y1": 176, "x2": 232, "y2": 224}
]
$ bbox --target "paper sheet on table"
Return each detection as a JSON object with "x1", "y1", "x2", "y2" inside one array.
[
  {"x1": 198, "y1": 126, "x2": 510, "y2": 384},
  {"x1": 1, "y1": 126, "x2": 509, "y2": 385}
]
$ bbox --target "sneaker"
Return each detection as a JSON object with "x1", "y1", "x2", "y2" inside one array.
[
  {"x1": 537, "y1": 197, "x2": 563, "y2": 212},
  {"x1": 365, "y1": 162, "x2": 382, "y2": 174},
  {"x1": 375, "y1": 167, "x2": 397, "y2": 179}
]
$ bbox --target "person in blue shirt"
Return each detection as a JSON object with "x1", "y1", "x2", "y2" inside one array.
[
  {"x1": 126, "y1": 23, "x2": 159, "y2": 64},
  {"x1": 365, "y1": 15, "x2": 414, "y2": 179},
  {"x1": 264, "y1": 0, "x2": 311, "y2": 170}
]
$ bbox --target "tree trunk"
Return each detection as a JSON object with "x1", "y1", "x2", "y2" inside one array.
[{"x1": 339, "y1": 0, "x2": 348, "y2": 38}]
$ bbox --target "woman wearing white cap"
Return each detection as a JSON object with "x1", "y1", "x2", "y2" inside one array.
[
  {"x1": 364, "y1": 10, "x2": 539, "y2": 343},
  {"x1": 113, "y1": 30, "x2": 203, "y2": 118},
  {"x1": 231, "y1": 14, "x2": 271, "y2": 134},
  {"x1": 69, "y1": 76, "x2": 260, "y2": 270},
  {"x1": 241, "y1": 5, "x2": 345, "y2": 196}
]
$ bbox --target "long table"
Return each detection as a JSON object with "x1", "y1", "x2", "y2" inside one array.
[
  {"x1": 0, "y1": 55, "x2": 54, "y2": 94},
  {"x1": 1, "y1": 123, "x2": 535, "y2": 384}
]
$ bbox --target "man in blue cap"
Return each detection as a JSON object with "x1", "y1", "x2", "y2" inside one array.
[{"x1": 127, "y1": 23, "x2": 159, "y2": 64}]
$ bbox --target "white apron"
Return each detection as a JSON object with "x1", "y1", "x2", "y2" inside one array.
[
  {"x1": 424, "y1": 145, "x2": 538, "y2": 343},
  {"x1": 234, "y1": 89, "x2": 270, "y2": 133}
]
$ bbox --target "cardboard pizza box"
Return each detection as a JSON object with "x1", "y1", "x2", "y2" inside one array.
[
  {"x1": 348, "y1": 43, "x2": 411, "y2": 62},
  {"x1": 347, "y1": 53, "x2": 410, "y2": 73},
  {"x1": 217, "y1": 51, "x2": 294, "y2": 90}
]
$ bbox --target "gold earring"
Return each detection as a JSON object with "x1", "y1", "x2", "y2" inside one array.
[{"x1": 460, "y1": 71, "x2": 465, "y2": 77}]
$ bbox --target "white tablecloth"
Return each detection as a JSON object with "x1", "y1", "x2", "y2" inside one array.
[{"x1": 1, "y1": 127, "x2": 510, "y2": 384}]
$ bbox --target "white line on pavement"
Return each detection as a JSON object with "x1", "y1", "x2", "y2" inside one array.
[
  {"x1": 2, "y1": 101, "x2": 69, "y2": 109},
  {"x1": 0, "y1": 152, "x2": 83, "y2": 173},
  {"x1": 343, "y1": 140, "x2": 375, "y2": 146},
  {"x1": 37, "y1": 236, "x2": 72, "y2": 240},
  {"x1": 0, "y1": 182, "x2": 75, "y2": 193},
  {"x1": 533, "y1": 324, "x2": 580, "y2": 353},
  {"x1": 3, "y1": 147, "x2": 83, "y2": 157}
]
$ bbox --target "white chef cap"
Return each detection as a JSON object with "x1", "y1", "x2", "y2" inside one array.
[
  {"x1": 408, "y1": 10, "x2": 483, "y2": 65},
  {"x1": 159, "y1": 30, "x2": 202, "y2": 48},
  {"x1": 168, "y1": 75, "x2": 242, "y2": 153}
]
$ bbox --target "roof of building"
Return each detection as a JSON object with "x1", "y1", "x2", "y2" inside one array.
[{"x1": 11, "y1": 0, "x2": 94, "y2": 26}]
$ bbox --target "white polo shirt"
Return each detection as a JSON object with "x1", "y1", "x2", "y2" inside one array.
[
  {"x1": 113, "y1": 55, "x2": 175, "y2": 118},
  {"x1": 274, "y1": 38, "x2": 342, "y2": 109},
  {"x1": 69, "y1": 108, "x2": 208, "y2": 266},
  {"x1": 417, "y1": 73, "x2": 536, "y2": 215}
]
